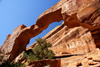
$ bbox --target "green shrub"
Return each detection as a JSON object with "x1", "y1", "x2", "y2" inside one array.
[
  {"x1": 22, "y1": 38, "x2": 54, "y2": 63},
  {"x1": 22, "y1": 51, "x2": 28, "y2": 59},
  {"x1": 0, "y1": 49, "x2": 25, "y2": 67},
  {"x1": 0, "y1": 49, "x2": 4, "y2": 62},
  {"x1": 0, "y1": 60, "x2": 25, "y2": 67},
  {"x1": 0, "y1": 56, "x2": 3, "y2": 61},
  {"x1": 13, "y1": 63, "x2": 26, "y2": 67}
]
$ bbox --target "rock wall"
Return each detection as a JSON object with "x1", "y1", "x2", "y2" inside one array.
[
  {"x1": 49, "y1": 26, "x2": 96, "y2": 56},
  {"x1": 27, "y1": 25, "x2": 96, "y2": 56},
  {"x1": 0, "y1": 25, "x2": 30, "y2": 61},
  {"x1": 77, "y1": 0, "x2": 100, "y2": 47}
]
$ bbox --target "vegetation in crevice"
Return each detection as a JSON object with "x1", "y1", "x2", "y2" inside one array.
[
  {"x1": 0, "y1": 49, "x2": 4, "y2": 62},
  {"x1": 0, "y1": 60, "x2": 26, "y2": 67},
  {"x1": 0, "y1": 46, "x2": 25, "y2": 67}
]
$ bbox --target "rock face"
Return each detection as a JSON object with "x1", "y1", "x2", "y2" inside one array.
[
  {"x1": 49, "y1": 26, "x2": 96, "y2": 56},
  {"x1": 1, "y1": 25, "x2": 30, "y2": 61},
  {"x1": 77, "y1": 0, "x2": 100, "y2": 47}
]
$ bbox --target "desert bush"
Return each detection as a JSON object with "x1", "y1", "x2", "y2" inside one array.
[
  {"x1": 22, "y1": 38, "x2": 54, "y2": 63},
  {"x1": 0, "y1": 49, "x2": 4, "y2": 62},
  {"x1": 0, "y1": 60, "x2": 25, "y2": 67},
  {"x1": 0, "y1": 56, "x2": 3, "y2": 61},
  {"x1": 22, "y1": 51, "x2": 28, "y2": 59},
  {"x1": 0, "y1": 49, "x2": 25, "y2": 67}
]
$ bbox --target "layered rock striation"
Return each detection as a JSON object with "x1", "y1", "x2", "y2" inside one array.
[{"x1": 49, "y1": 26, "x2": 96, "y2": 56}]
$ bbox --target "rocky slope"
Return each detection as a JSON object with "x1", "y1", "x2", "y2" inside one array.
[{"x1": 1, "y1": 0, "x2": 100, "y2": 67}]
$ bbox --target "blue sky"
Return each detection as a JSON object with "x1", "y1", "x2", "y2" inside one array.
[{"x1": 0, "y1": 0, "x2": 62, "y2": 47}]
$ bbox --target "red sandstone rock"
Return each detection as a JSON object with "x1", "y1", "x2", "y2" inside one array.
[
  {"x1": 61, "y1": 49, "x2": 100, "y2": 67},
  {"x1": 1, "y1": 25, "x2": 28, "y2": 61},
  {"x1": 1, "y1": 24, "x2": 43, "y2": 61},
  {"x1": 76, "y1": 0, "x2": 100, "y2": 47},
  {"x1": 27, "y1": 59, "x2": 61, "y2": 67},
  {"x1": 49, "y1": 26, "x2": 96, "y2": 56}
]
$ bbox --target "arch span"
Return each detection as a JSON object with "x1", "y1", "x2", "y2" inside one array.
[{"x1": 1, "y1": 0, "x2": 99, "y2": 61}]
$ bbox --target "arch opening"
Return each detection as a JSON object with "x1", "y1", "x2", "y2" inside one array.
[{"x1": 27, "y1": 20, "x2": 64, "y2": 47}]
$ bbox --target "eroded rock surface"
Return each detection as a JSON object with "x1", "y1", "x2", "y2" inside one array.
[
  {"x1": 49, "y1": 26, "x2": 96, "y2": 56},
  {"x1": 77, "y1": 0, "x2": 100, "y2": 47},
  {"x1": 61, "y1": 49, "x2": 100, "y2": 67},
  {"x1": 1, "y1": 25, "x2": 29, "y2": 61}
]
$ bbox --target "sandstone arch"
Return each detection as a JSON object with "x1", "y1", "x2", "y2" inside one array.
[{"x1": 1, "y1": 0, "x2": 100, "y2": 61}]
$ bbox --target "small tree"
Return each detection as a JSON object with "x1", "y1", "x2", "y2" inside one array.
[
  {"x1": 0, "y1": 60, "x2": 26, "y2": 67},
  {"x1": 22, "y1": 51, "x2": 28, "y2": 59},
  {"x1": 32, "y1": 38, "x2": 54, "y2": 59},
  {"x1": 22, "y1": 38, "x2": 54, "y2": 63}
]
